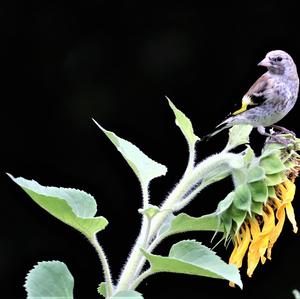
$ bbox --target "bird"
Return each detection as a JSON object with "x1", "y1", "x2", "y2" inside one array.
[{"x1": 204, "y1": 50, "x2": 299, "y2": 143}]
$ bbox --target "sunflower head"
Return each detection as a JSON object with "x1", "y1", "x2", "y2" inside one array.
[{"x1": 216, "y1": 134, "x2": 300, "y2": 285}]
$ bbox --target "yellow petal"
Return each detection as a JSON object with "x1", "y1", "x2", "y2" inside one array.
[
  {"x1": 229, "y1": 225, "x2": 251, "y2": 268},
  {"x1": 286, "y1": 202, "x2": 298, "y2": 233},
  {"x1": 249, "y1": 217, "x2": 260, "y2": 239},
  {"x1": 247, "y1": 206, "x2": 275, "y2": 277},
  {"x1": 280, "y1": 179, "x2": 298, "y2": 233},
  {"x1": 267, "y1": 203, "x2": 286, "y2": 259},
  {"x1": 283, "y1": 179, "x2": 296, "y2": 202}
]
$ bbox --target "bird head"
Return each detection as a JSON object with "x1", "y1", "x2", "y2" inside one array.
[{"x1": 258, "y1": 50, "x2": 296, "y2": 75}]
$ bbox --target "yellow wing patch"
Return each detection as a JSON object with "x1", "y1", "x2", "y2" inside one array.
[{"x1": 232, "y1": 95, "x2": 253, "y2": 116}]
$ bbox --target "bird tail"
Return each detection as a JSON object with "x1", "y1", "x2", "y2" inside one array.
[{"x1": 202, "y1": 118, "x2": 232, "y2": 141}]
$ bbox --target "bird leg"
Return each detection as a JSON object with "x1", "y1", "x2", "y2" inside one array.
[
  {"x1": 270, "y1": 125, "x2": 296, "y2": 136},
  {"x1": 257, "y1": 126, "x2": 291, "y2": 145}
]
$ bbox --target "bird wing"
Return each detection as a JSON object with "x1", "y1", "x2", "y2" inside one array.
[{"x1": 231, "y1": 73, "x2": 270, "y2": 116}]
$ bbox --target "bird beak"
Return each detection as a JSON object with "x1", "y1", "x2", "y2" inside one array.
[{"x1": 257, "y1": 57, "x2": 270, "y2": 67}]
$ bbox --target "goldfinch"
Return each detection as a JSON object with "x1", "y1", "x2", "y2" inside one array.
[{"x1": 204, "y1": 50, "x2": 299, "y2": 143}]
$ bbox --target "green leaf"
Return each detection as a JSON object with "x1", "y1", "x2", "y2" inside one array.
[
  {"x1": 221, "y1": 213, "x2": 233, "y2": 240},
  {"x1": 262, "y1": 144, "x2": 286, "y2": 158},
  {"x1": 224, "y1": 124, "x2": 253, "y2": 152},
  {"x1": 142, "y1": 240, "x2": 242, "y2": 288},
  {"x1": 265, "y1": 173, "x2": 285, "y2": 186},
  {"x1": 233, "y1": 184, "x2": 252, "y2": 213},
  {"x1": 165, "y1": 213, "x2": 223, "y2": 236},
  {"x1": 268, "y1": 186, "x2": 276, "y2": 198},
  {"x1": 229, "y1": 205, "x2": 247, "y2": 232},
  {"x1": 215, "y1": 192, "x2": 235, "y2": 215},
  {"x1": 138, "y1": 205, "x2": 161, "y2": 219},
  {"x1": 111, "y1": 290, "x2": 144, "y2": 298},
  {"x1": 249, "y1": 181, "x2": 268, "y2": 203},
  {"x1": 167, "y1": 97, "x2": 199, "y2": 147},
  {"x1": 260, "y1": 154, "x2": 286, "y2": 175},
  {"x1": 232, "y1": 169, "x2": 246, "y2": 185},
  {"x1": 97, "y1": 282, "x2": 106, "y2": 297},
  {"x1": 8, "y1": 174, "x2": 108, "y2": 239},
  {"x1": 242, "y1": 146, "x2": 255, "y2": 165},
  {"x1": 247, "y1": 166, "x2": 265, "y2": 183},
  {"x1": 25, "y1": 261, "x2": 74, "y2": 298},
  {"x1": 251, "y1": 201, "x2": 263, "y2": 215},
  {"x1": 93, "y1": 120, "x2": 167, "y2": 187}
]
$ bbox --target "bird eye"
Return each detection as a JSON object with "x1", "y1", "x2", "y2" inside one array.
[{"x1": 276, "y1": 56, "x2": 282, "y2": 62}]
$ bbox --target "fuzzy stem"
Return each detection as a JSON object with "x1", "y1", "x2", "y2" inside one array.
[
  {"x1": 116, "y1": 183, "x2": 150, "y2": 291},
  {"x1": 133, "y1": 232, "x2": 168, "y2": 278},
  {"x1": 116, "y1": 152, "x2": 240, "y2": 292},
  {"x1": 130, "y1": 269, "x2": 152, "y2": 290},
  {"x1": 148, "y1": 153, "x2": 239, "y2": 239},
  {"x1": 89, "y1": 235, "x2": 113, "y2": 297},
  {"x1": 183, "y1": 144, "x2": 196, "y2": 177}
]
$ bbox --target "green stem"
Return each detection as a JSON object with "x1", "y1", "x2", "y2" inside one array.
[
  {"x1": 89, "y1": 235, "x2": 113, "y2": 298},
  {"x1": 133, "y1": 232, "x2": 167, "y2": 278},
  {"x1": 116, "y1": 183, "x2": 150, "y2": 291},
  {"x1": 130, "y1": 269, "x2": 152, "y2": 290},
  {"x1": 142, "y1": 216, "x2": 151, "y2": 249},
  {"x1": 116, "y1": 152, "x2": 240, "y2": 293},
  {"x1": 148, "y1": 153, "x2": 240, "y2": 240},
  {"x1": 183, "y1": 144, "x2": 196, "y2": 177}
]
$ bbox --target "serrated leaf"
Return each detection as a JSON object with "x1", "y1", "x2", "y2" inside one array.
[
  {"x1": 164, "y1": 213, "x2": 223, "y2": 236},
  {"x1": 97, "y1": 282, "x2": 106, "y2": 297},
  {"x1": 265, "y1": 173, "x2": 285, "y2": 186},
  {"x1": 260, "y1": 154, "x2": 286, "y2": 175},
  {"x1": 111, "y1": 290, "x2": 144, "y2": 298},
  {"x1": 167, "y1": 97, "x2": 199, "y2": 146},
  {"x1": 25, "y1": 261, "x2": 74, "y2": 298},
  {"x1": 9, "y1": 174, "x2": 108, "y2": 239},
  {"x1": 233, "y1": 184, "x2": 252, "y2": 212},
  {"x1": 247, "y1": 166, "x2": 265, "y2": 183},
  {"x1": 224, "y1": 125, "x2": 253, "y2": 152},
  {"x1": 93, "y1": 120, "x2": 167, "y2": 187},
  {"x1": 249, "y1": 181, "x2": 268, "y2": 203},
  {"x1": 142, "y1": 240, "x2": 242, "y2": 288}
]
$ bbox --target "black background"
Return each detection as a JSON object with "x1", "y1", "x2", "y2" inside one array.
[{"x1": 1, "y1": 2, "x2": 300, "y2": 298}]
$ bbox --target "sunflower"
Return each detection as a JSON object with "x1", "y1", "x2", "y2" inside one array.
[{"x1": 216, "y1": 135, "x2": 300, "y2": 287}]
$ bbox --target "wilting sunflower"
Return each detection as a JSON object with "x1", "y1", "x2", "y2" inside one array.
[{"x1": 216, "y1": 134, "x2": 300, "y2": 287}]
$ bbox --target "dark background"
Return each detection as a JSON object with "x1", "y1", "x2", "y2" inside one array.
[{"x1": 1, "y1": 2, "x2": 300, "y2": 298}]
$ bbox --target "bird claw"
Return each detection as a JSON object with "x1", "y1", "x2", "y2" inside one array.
[
  {"x1": 270, "y1": 125, "x2": 296, "y2": 136},
  {"x1": 265, "y1": 135, "x2": 293, "y2": 145}
]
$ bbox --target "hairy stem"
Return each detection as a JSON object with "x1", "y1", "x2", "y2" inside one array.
[
  {"x1": 116, "y1": 183, "x2": 150, "y2": 291},
  {"x1": 133, "y1": 232, "x2": 167, "y2": 278},
  {"x1": 183, "y1": 144, "x2": 196, "y2": 177},
  {"x1": 89, "y1": 235, "x2": 113, "y2": 297},
  {"x1": 149, "y1": 153, "x2": 239, "y2": 240},
  {"x1": 116, "y1": 152, "x2": 240, "y2": 292},
  {"x1": 130, "y1": 269, "x2": 152, "y2": 290}
]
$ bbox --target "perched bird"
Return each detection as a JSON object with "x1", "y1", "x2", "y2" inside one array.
[{"x1": 204, "y1": 50, "x2": 299, "y2": 143}]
